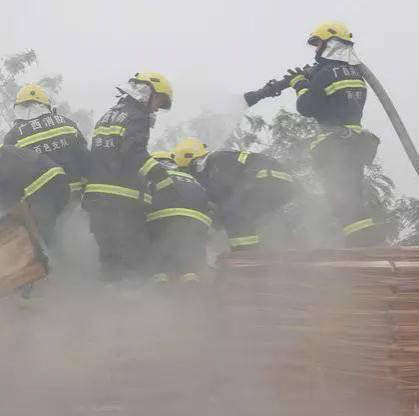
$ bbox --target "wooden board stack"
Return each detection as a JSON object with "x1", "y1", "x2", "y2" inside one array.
[{"x1": 217, "y1": 246, "x2": 419, "y2": 416}]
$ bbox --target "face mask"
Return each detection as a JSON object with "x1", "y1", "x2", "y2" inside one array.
[
  {"x1": 192, "y1": 153, "x2": 210, "y2": 173},
  {"x1": 115, "y1": 81, "x2": 152, "y2": 104},
  {"x1": 14, "y1": 103, "x2": 51, "y2": 120},
  {"x1": 320, "y1": 39, "x2": 360, "y2": 65}
]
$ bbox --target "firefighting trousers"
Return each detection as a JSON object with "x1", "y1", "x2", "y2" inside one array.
[
  {"x1": 89, "y1": 203, "x2": 149, "y2": 280},
  {"x1": 147, "y1": 217, "x2": 208, "y2": 278},
  {"x1": 27, "y1": 175, "x2": 70, "y2": 246},
  {"x1": 221, "y1": 174, "x2": 294, "y2": 251},
  {"x1": 311, "y1": 130, "x2": 382, "y2": 247}
]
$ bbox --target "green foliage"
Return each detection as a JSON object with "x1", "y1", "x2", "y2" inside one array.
[
  {"x1": 38, "y1": 75, "x2": 63, "y2": 97},
  {"x1": 153, "y1": 111, "x2": 242, "y2": 151},
  {"x1": 2, "y1": 50, "x2": 36, "y2": 78},
  {"x1": 259, "y1": 110, "x2": 418, "y2": 247},
  {"x1": 224, "y1": 115, "x2": 268, "y2": 150},
  {"x1": 0, "y1": 50, "x2": 93, "y2": 139},
  {"x1": 153, "y1": 105, "x2": 419, "y2": 248},
  {"x1": 390, "y1": 197, "x2": 419, "y2": 245}
]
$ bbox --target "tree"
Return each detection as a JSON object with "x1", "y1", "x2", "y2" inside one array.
[
  {"x1": 0, "y1": 50, "x2": 94, "y2": 140},
  {"x1": 153, "y1": 110, "x2": 245, "y2": 151},
  {"x1": 255, "y1": 110, "x2": 418, "y2": 247},
  {"x1": 388, "y1": 197, "x2": 419, "y2": 245},
  {"x1": 224, "y1": 114, "x2": 269, "y2": 151},
  {"x1": 0, "y1": 50, "x2": 37, "y2": 134},
  {"x1": 155, "y1": 107, "x2": 419, "y2": 247}
]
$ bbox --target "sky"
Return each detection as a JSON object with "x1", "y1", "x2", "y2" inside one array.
[{"x1": 1, "y1": 0, "x2": 418, "y2": 195}]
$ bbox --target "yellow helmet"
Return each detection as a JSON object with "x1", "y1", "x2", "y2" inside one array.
[
  {"x1": 308, "y1": 21, "x2": 353, "y2": 46},
  {"x1": 15, "y1": 84, "x2": 50, "y2": 107},
  {"x1": 150, "y1": 151, "x2": 174, "y2": 161},
  {"x1": 173, "y1": 137, "x2": 208, "y2": 167},
  {"x1": 131, "y1": 72, "x2": 173, "y2": 110}
]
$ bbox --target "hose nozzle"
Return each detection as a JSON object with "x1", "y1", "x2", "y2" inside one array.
[{"x1": 244, "y1": 78, "x2": 290, "y2": 107}]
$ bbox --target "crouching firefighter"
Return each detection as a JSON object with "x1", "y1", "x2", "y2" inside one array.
[
  {"x1": 173, "y1": 138, "x2": 294, "y2": 252},
  {"x1": 0, "y1": 145, "x2": 70, "y2": 245},
  {"x1": 284, "y1": 21, "x2": 382, "y2": 247},
  {"x1": 4, "y1": 84, "x2": 90, "y2": 199},
  {"x1": 82, "y1": 72, "x2": 175, "y2": 281},
  {"x1": 146, "y1": 151, "x2": 211, "y2": 284}
]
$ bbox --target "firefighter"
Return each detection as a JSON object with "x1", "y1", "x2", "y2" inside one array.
[
  {"x1": 284, "y1": 21, "x2": 382, "y2": 247},
  {"x1": 173, "y1": 138, "x2": 294, "y2": 252},
  {"x1": 146, "y1": 151, "x2": 211, "y2": 284},
  {"x1": 82, "y1": 72, "x2": 175, "y2": 281},
  {"x1": 4, "y1": 84, "x2": 90, "y2": 198},
  {"x1": 0, "y1": 144, "x2": 70, "y2": 245}
]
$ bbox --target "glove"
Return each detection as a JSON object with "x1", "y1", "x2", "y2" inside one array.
[
  {"x1": 283, "y1": 67, "x2": 306, "y2": 87},
  {"x1": 302, "y1": 64, "x2": 317, "y2": 80},
  {"x1": 262, "y1": 79, "x2": 284, "y2": 97}
]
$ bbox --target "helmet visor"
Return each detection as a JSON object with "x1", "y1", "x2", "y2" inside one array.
[
  {"x1": 155, "y1": 93, "x2": 172, "y2": 111},
  {"x1": 308, "y1": 36, "x2": 322, "y2": 47}
]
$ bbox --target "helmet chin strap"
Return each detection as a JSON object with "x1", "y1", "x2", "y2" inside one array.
[{"x1": 149, "y1": 113, "x2": 157, "y2": 128}]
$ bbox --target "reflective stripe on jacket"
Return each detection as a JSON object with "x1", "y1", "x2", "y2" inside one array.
[
  {"x1": 292, "y1": 60, "x2": 367, "y2": 127},
  {"x1": 4, "y1": 113, "x2": 89, "y2": 186}
]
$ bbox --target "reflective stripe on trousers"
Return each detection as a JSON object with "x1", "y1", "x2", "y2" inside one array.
[
  {"x1": 84, "y1": 184, "x2": 140, "y2": 200},
  {"x1": 22, "y1": 167, "x2": 66, "y2": 200},
  {"x1": 256, "y1": 169, "x2": 294, "y2": 183},
  {"x1": 146, "y1": 208, "x2": 212, "y2": 228},
  {"x1": 238, "y1": 151, "x2": 251, "y2": 164},
  {"x1": 228, "y1": 234, "x2": 260, "y2": 248},
  {"x1": 343, "y1": 218, "x2": 375, "y2": 236},
  {"x1": 310, "y1": 125, "x2": 363, "y2": 151},
  {"x1": 70, "y1": 181, "x2": 84, "y2": 192}
]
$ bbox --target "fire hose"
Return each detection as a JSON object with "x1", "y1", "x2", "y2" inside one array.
[{"x1": 358, "y1": 62, "x2": 419, "y2": 177}]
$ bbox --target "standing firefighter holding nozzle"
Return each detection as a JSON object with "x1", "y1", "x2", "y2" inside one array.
[{"x1": 245, "y1": 21, "x2": 383, "y2": 248}]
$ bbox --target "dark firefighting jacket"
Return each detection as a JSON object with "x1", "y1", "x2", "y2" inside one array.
[
  {"x1": 146, "y1": 167, "x2": 211, "y2": 229},
  {"x1": 0, "y1": 145, "x2": 68, "y2": 212},
  {"x1": 4, "y1": 113, "x2": 89, "y2": 192},
  {"x1": 291, "y1": 58, "x2": 367, "y2": 130},
  {"x1": 83, "y1": 96, "x2": 171, "y2": 209},
  {"x1": 189, "y1": 151, "x2": 294, "y2": 206}
]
